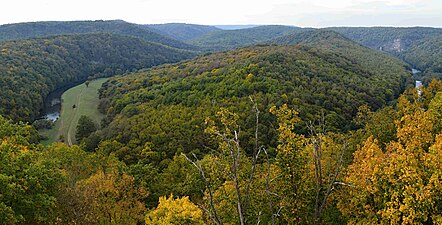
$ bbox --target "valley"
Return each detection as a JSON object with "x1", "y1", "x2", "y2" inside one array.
[
  {"x1": 39, "y1": 78, "x2": 108, "y2": 145},
  {"x1": 0, "y1": 20, "x2": 441, "y2": 225}
]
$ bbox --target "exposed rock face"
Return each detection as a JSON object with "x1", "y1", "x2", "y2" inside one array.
[
  {"x1": 380, "y1": 38, "x2": 404, "y2": 53},
  {"x1": 392, "y1": 38, "x2": 403, "y2": 52}
]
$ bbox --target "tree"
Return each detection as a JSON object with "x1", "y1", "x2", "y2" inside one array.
[
  {"x1": 270, "y1": 104, "x2": 310, "y2": 224},
  {"x1": 184, "y1": 101, "x2": 276, "y2": 225},
  {"x1": 337, "y1": 87, "x2": 442, "y2": 224},
  {"x1": 145, "y1": 195, "x2": 204, "y2": 225},
  {"x1": 75, "y1": 170, "x2": 147, "y2": 225},
  {"x1": 76, "y1": 115, "x2": 97, "y2": 142},
  {"x1": 271, "y1": 104, "x2": 347, "y2": 224},
  {"x1": 0, "y1": 116, "x2": 64, "y2": 224}
]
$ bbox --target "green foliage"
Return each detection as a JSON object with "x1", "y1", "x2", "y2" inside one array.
[
  {"x1": 328, "y1": 27, "x2": 442, "y2": 82},
  {"x1": 97, "y1": 38, "x2": 411, "y2": 165},
  {"x1": 146, "y1": 23, "x2": 221, "y2": 41},
  {"x1": 188, "y1": 25, "x2": 309, "y2": 51},
  {"x1": 76, "y1": 115, "x2": 97, "y2": 142},
  {"x1": 0, "y1": 20, "x2": 199, "y2": 51},
  {"x1": 44, "y1": 143, "x2": 147, "y2": 225},
  {"x1": 0, "y1": 116, "x2": 64, "y2": 224},
  {"x1": 401, "y1": 35, "x2": 442, "y2": 83},
  {"x1": 0, "y1": 33, "x2": 195, "y2": 121},
  {"x1": 156, "y1": 155, "x2": 204, "y2": 200},
  {"x1": 329, "y1": 26, "x2": 442, "y2": 54}
]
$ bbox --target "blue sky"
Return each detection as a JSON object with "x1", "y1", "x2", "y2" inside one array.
[{"x1": 1, "y1": 0, "x2": 441, "y2": 27}]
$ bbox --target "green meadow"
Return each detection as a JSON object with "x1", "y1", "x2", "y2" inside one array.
[{"x1": 40, "y1": 78, "x2": 108, "y2": 145}]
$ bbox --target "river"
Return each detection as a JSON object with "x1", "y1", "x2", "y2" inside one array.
[
  {"x1": 412, "y1": 68, "x2": 423, "y2": 96},
  {"x1": 39, "y1": 80, "x2": 85, "y2": 122}
]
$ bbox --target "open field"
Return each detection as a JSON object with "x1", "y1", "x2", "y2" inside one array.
[{"x1": 40, "y1": 78, "x2": 108, "y2": 145}]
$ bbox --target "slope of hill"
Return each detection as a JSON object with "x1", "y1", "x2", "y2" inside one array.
[
  {"x1": 0, "y1": 20, "x2": 200, "y2": 51},
  {"x1": 401, "y1": 35, "x2": 442, "y2": 82},
  {"x1": 187, "y1": 25, "x2": 310, "y2": 51},
  {"x1": 145, "y1": 23, "x2": 221, "y2": 41},
  {"x1": 0, "y1": 33, "x2": 196, "y2": 121},
  {"x1": 96, "y1": 34, "x2": 412, "y2": 165},
  {"x1": 329, "y1": 27, "x2": 442, "y2": 54},
  {"x1": 272, "y1": 30, "x2": 413, "y2": 85},
  {"x1": 214, "y1": 25, "x2": 259, "y2": 30}
]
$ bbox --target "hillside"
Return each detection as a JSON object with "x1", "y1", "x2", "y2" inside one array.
[
  {"x1": 0, "y1": 33, "x2": 196, "y2": 121},
  {"x1": 95, "y1": 34, "x2": 412, "y2": 165},
  {"x1": 401, "y1": 35, "x2": 442, "y2": 82},
  {"x1": 145, "y1": 23, "x2": 221, "y2": 41},
  {"x1": 187, "y1": 25, "x2": 309, "y2": 51},
  {"x1": 0, "y1": 20, "x2": 199, "y2": 51},
  {"x1": 214, "y1": 25, "x2": 259, "y2": 30},
  {"x1": 272, "y1": 30, "x2": 413, "y2": 82},
  {"x1": 329, "y1": 27, "x2": 442, "y2": 53},
  {"x1": 1, "y1": 20, "x2": 441, "y2": 225}
]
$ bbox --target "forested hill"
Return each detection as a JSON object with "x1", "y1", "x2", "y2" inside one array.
[
  {"x1": 402, "y1": 35, "x2": 442, "y2": 82},
  {"x1": 0, "y1": 20, "x2": 199, "y2": 51},
  {"x1": 0, "y1": 33, "x2": 196, "y2": 121},
  {"x1": 329, "y1": 26, "x2": 442, "y2": 53},
  {"x1": 95, "y1": 35, "x2": 412, "y2": 165},
  {"x1": 327, "y1": 27, "x2": 442, "y2": 82},
  {"x1": 187, "y1": 25, "x2": 310, "y2": 51},
  {"x1": 272, "y1": 30, "x2": 413, "y2": 85},
  {"x1": 145, "y1": 23, "x2": 221, "y2": 41}
]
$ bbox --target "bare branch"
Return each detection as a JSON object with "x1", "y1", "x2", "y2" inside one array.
[
  {"x1": 257, "y1": 211, "x2": 262, "y2": 225},
  {"x1": 243, "y1": 97, "x2": 261, "y2": 216},
  {"x1": 333, "y1": 181, "x2": 356, "y2": 188},
  {"x1": 319, "y1": 143, "x2": 346, "y2": 215},
  {"x1": 262, "y1": 148, "x2": 275, "y2": 225},
  {"x1": 197, "y1": 203, "x2": 218, "y2": 225},
  {"x1": 182, "y1": 153, "x2": 222, "y2": 225},
  {"x1": 232, "y1": 130, "x2": 245, "y2": 225},
  {"x1": 314, "y1": 142, "x2": 347, "y2": 225},
  {"x1": 274, "y1": 206, "x2": 284, "y2": 217}
]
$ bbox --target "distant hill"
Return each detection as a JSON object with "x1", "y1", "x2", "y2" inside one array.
[
  {"x1": 96, "y1": 32, "x2": 412, "y2": 164},
  {"x1": 188, "y1": 25, "x2": 310, "y2": 51},
  {"x1": 145, "y1": 23, "x2": 221, "y2": 41},
  {"x1": 328, "y1": 27, "x2": 442, "y2": 81},
  {"x1": 272, "y1": 29, "x2": 414, "y2": 96},
  {"x1": 401, "y1": 35, "x2": 442, "y2": 82},
  {"x1": 214, "y1": 25, "x2": 260, "y2": 30},
  {"x1": 0, "y1": 33, "x2": 196, "y2": 121},
  {"x1": 0, "y1": 20, "x2": 200, "y2": 51},
  {"x1": 328, "y1": 27, "x2": 442, "y2": 54}
]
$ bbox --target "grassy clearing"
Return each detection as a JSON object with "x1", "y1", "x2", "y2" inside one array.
[{"x1": 40, "y1": 78, "x2": 108, "y2": 145}]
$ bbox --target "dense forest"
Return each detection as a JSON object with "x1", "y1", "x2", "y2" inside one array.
[
  {"x1": 1, "y1": 20, "x2": 442, "y2": 224},
  {"x1": 328, "y1": 27, "x2": 442, "y2": 53},
  {"x1": 400, "y1": 35, "x2": 442, "y2": 83},
  {"x1": 94, "y1": 30, "x2": 411, "y2": 161},
  {"x1": 2, "y1": 81, "x2": 442, "y2": 224},
  {"x1": 0, "y1": 20, "x2": 199, "y2": 51},
  {"x1": 187, "y1": 25, "x2": 310, "y2": 51},
  {"x1": 145, "y1": 23, "x2": 221, "y2": 41},
  {"x1": 0, "y1": 33, "x2": 195, "y2": 121}
]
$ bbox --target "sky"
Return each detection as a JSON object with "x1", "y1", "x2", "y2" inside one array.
[{"x1": 1, "y1": 0, "x2": 441, "y2": 27}]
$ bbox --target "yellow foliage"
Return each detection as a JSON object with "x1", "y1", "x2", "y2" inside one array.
[
  {"x1": 269, "y1": 104, "x2": 304, "y2": 155},
  {"x1": 145, "y1": 195, "x2": 204, "y2": 225},
  {"x1": 339, "y1": 85, "x2": 442, "y2": 224},
  {"x1": 76, "y1": 170, "x2": 147, "y2": 225}
]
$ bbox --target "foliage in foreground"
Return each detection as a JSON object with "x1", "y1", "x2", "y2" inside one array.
[{"x1": 1, "y1": 81, "x2": 442, "y2": 224}]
